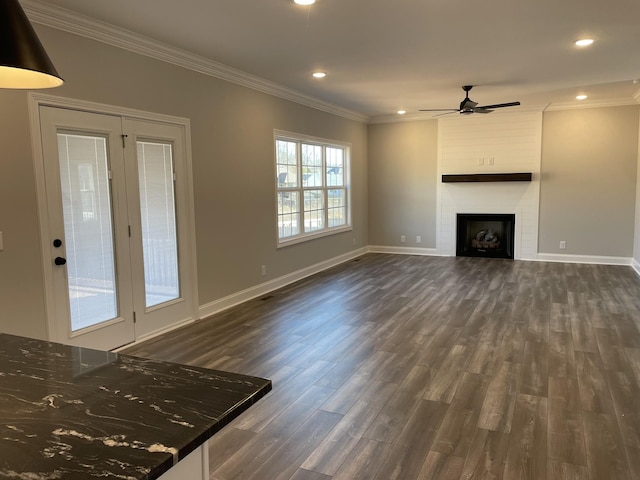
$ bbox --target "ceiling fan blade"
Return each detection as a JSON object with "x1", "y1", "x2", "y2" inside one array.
[
  {"x1": 419, "y1": 108, "x2": 458, "y2": 112},
  {"x1": 433, "y1": 111, "x2": 458, "y2": 117},
  {"x1": 476, "y1": 101, "x2": 520, "y2": 109},
  {"x1": 473, "y1": 108, "x2": 493, "y2": 114}
]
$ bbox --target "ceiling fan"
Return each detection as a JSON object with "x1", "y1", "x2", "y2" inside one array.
[{"x1": 419, "y1": 85, "x2": 520, "y2": 116}]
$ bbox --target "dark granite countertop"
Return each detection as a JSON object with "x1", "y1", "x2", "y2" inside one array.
[{"x1": 0, "y1": 333, "x2": 271, "y2": 479}]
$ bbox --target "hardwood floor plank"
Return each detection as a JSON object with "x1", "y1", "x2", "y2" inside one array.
[
  {"x1": 417, "y1": 451, "x2": 465, "y2": 480},
  {"x1": 231, "y1": 360, "x2": 336, "y2": 432},
  {"x1": 495, "y1": 319, "x2": 526, "y2": 365},
  {"x1": 244, "y1": 410, "x2": 343, "y2": 480},
  {"x1": 548, "y1": 331, "x2": 577, "y2": 378},
  {"x1": 423, "y1": 344, "x2": 469, "y2": 404},
  {"x1": 331, "y1": 438, "x2": 391, "y2": 480},
  {"x1": 568, "y1": 294, "x2": 599, "y2": 353},
  {"x1": 477, "y1": 361, "x2": 521, "y2": 433},
  {"x1": 582, "y1": 411, "x2": 632, "y2": 480},
  {"x1": 606, "y1": 370, "x2": 640, "y2": 449},
  {"x1": 432, "y1": 372, "x2": 490, "y2": 458},
  {"x1": 519, "y1": 340, "x2": 549, "y2": 397},
  {"x1": 301, "y1": 381, "x2": 397, "y2": 476},
  {"x1": 575, "y1": 351, "x2": 615, "y2": 414},
  {"x1": 550, "y1": 302, "x2": 571, "y2": 334},
  {"x1": 207, "y1": 427, "x2": 256, "y2": 472},
  {"x1": 625, "y1": 347, "x2": 640, "y2": 391},
  {"x1": 504, "y1": 394, "x2": 548, "y2": 480},
  {"x1": 547, "y1": 377, "x2": 586, "y2": 466},
  {"x1": 546, "y1": 460, "x2": 589, "y2": 480},
  {"x1": 459, "y1": 428, "x2": 510, "y2": 480},
  {"x1": 289, "y1": 469, "x2": 332, "y2": 480},
  {"x1": 371, "y1": 400, "x2": 449, "y2": 480}
]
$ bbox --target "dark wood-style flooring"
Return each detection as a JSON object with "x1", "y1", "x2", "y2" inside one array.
[{"x1": 124, "y1": 254, "x2": 640, "y2": 480}]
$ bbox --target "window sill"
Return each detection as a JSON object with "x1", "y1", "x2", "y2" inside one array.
[{"x1": 277, "y1": 225, "x2": 352, "y2": 248}]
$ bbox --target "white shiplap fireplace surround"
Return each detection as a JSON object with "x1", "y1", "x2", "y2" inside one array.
[{"x1": 436, "y1": 112, "x2": 543, "y2": 260}]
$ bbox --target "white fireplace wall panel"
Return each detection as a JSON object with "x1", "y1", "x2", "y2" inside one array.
[{"x1": 436, "y1": 113, "x2": 543, "y2": 260}]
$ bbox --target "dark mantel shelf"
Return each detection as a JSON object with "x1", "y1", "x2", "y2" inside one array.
[{"x1": 442, "y1": 172, "x2": 532, "y2": 183}]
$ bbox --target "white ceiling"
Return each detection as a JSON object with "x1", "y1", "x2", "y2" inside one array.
[{"x1": 27, "y1": 0, "x2": 640, "y2": 122}]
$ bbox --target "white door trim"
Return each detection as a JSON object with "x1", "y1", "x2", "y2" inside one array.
[{"x1": 28, "y1": 93, "x2": 199, "y2": 346}]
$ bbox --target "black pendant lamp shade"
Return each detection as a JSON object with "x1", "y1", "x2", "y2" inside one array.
[{"x1": 0, "y1": 0, "x2": 63, "y2": 88}]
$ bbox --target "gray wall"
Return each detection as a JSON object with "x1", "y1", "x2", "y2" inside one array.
[
  {"x1": 539, "y1": 106, "x2": 639, "y2": 257},
  {"x1": 367, "y1": 106, "x2": 640, "y2": 260},
  {"x1": 0, "y1": 26, "x2": 368, "y2": 339},
  {"x1": 367, "y1": 120, "x2": 438, "y2": 248}
]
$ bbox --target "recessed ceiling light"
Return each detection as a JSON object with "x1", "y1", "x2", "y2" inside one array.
[
  {"x1": 294, "y1": 0, "x2": 315, "y2": 5},
  {"x1": 576, "y1": 95, "x2": 588, "y2": 100},
  {"x1": 575, "y1": 38, "x2": 594, "y2": 47},
  {"x1": 397, "y1": 110, "x2": 407, "y2": 115},
  {"x1": 312, "y1": 72, "x2": 326, "y2": 78}
]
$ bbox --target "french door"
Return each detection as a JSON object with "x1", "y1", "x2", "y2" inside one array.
[{"x1": 37, "y1": 103, "x2": 197, "y2": 350}]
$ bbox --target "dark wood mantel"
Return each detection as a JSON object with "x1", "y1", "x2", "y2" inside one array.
[{"x1": 442, "y1": 172, "x2": 532, "y2": 183}]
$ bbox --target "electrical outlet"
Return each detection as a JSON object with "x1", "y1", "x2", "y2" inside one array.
[
  {"x1": 479, "y1": 158, "x2": 485, "y2": 166},
  {"x1": 261, "y1": 265, "x2": 267, "y2": 276},
  {"x1": 416, "y1": 235, "x2": 422, "y2": 244},
  {"x1": 488, "y1": 157, "x2": 495, "y2": 165},
  {"x1": 559, "y1": 241, "x2": 566, "y2": 249},
  {"x1": 400, "y1": 235, "x2": 406, "y2": 243}
]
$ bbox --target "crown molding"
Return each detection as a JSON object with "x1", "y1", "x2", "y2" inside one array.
[
  {"x1": 22, "y1": 0, "x2": 370, "y2": 124},
  {"x1": 544, "y1": 96, "x2": 640, "y2": 111}
]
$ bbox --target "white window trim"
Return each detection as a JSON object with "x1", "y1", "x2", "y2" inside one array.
[{"x1": 274, "y1": 129, "x2": 352, "y2": 248}]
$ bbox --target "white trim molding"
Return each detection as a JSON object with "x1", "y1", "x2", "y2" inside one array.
[
  {"x1": 22, "y1": 0, "x2": 369, "y2": 124},
  {"x1": 631, "y1": 258, "x2": 640, "y2": 277},
  {"x1": 367, "y1": 245, "x2": 442, "y2": 256},
  {"x1": 536, "y1": 253, "x2": 633, "y2": 266}
]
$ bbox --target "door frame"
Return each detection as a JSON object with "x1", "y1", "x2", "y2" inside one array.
[{"x1": 28, "y1": 93, "x2": 200, "y2": 346}]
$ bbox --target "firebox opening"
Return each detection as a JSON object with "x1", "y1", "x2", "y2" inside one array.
[{"x1": 456, "y1": 213, "x2": 515, "y2": 259}]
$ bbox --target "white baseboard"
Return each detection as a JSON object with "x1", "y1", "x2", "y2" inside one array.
[
  {"x1": 535, "y1": 253, "x2": 632, "y2": 266},
  {"x1": 113, "y1": 316, "x2": 197, "y2": 352},
  {"x1": 632, "y1": 258, "x2": 640, "y2": 277},
  {"x1": 367, "y1": 245, "x2": 443, "y2": 256},
  {"x1": 198, "y1": 247, "x2": 368, "y2": 320}
]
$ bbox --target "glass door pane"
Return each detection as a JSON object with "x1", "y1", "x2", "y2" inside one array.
[
  {"x1": 137, "y1": 140, "x2": 180, "y2": 308},
  {"x1": 57, "y1": 133, "x2": 118, "y2": 332}
]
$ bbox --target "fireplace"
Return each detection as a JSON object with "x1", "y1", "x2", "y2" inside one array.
[{"x1": 456, "y1": 213, "x2": 515, "y2": 259}]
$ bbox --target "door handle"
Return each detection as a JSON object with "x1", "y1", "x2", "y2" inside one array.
[{"x1": 54, "y1": 257, "x2": 67, "y2": 266}]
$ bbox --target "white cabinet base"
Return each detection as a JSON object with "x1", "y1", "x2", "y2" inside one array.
[{"x1": 158, "y1": 440, "x2": 209, "y2": 480}]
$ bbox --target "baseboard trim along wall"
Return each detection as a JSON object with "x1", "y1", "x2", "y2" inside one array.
[
  {"x1": 367, "y1": 245, "x2": 442, "y2": 256},
  {"x1": 536, "y1": 252, "x2": 633, "y2": 266},
  {"x1": 633, "y1": 258, "x2": 640, "y2": 277},
  {"x1": 198, "y1": 247, "x2": 369, "y2": 321}
]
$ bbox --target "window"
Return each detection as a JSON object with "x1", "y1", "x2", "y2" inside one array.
[{"x1": 275, "y1": 131, "x2": 351, "y2": 245}]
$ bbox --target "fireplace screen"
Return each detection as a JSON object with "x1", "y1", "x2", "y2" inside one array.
[{"x1": 456, "y1": 213, "x2": 515, "y2": 259}]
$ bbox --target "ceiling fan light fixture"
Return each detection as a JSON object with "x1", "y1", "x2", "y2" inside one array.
[
  {"x1": 575, "y1": 38, "x2": 594, "y2": 47},
  {"x1": 0, "y1": 0, "x2": 63, "y2": 89},
  {"x1": 294, "y1": 0, "x2": 315, "y2": 5}
]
